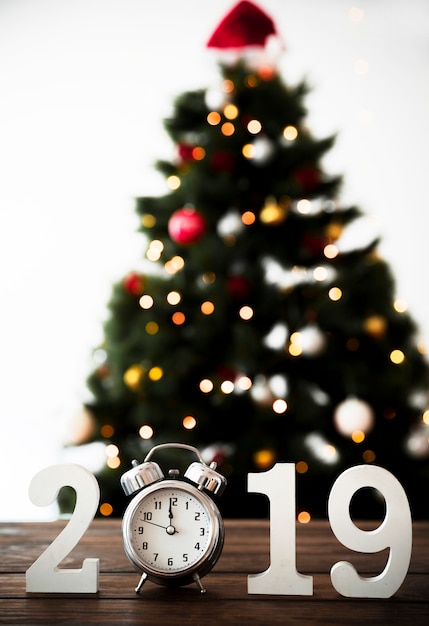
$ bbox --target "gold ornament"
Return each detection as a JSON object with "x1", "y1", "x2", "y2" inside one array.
[
  {"x1": 363, "y1": 315, "x2": 387, "y2": 338},
  {"x1": 123, "y1": 364, "x2": 145, "y2": 391},
  {"x1": 260, "y1": 196, "x2": 290, "y2": 225}
]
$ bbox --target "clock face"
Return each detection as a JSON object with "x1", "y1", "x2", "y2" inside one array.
[{"x1": 124, "y1": 482, "x2": 220, "y2": 577}]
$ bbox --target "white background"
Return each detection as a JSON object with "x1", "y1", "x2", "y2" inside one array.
[{"x1": 0, "y1": 0, "x2": 428, "y2": 519}]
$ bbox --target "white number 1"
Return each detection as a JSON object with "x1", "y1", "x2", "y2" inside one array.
[{"x1": 247, "y1": 464, "x2": 313, "y2": 595}]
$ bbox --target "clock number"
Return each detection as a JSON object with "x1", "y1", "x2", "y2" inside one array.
[
  {"x1": 247, "y1": 463, "x2": 313, "y2": 595},
  {"x1": 328, "y1": 464, "x2": 412, "y2": 598},
  {"x1": 194, "y1": 512, "x2": 201, "y2": 521},
  {"x1": 171, "y1": 497, "x2": 178, "y2": 506},
  {"x1": 142, "y1": 542, "x2": 148, "y2": 550},
  {"x1": 194, "y1": 542, "x2": 200, "y2": 550},
  {"x1": 200, "y1": 528, "x2": 205, "y2": 536},
  {"x1": 138, "y1": 526, "x2": 144, "y2": 535},
  {"x1": 143, "y1": 512, "x2": 153, "y2": 521},
  {"x1": 168, "y1": 557, "x2": 173, "y2": 566},
  {"x1": 153, "y1": 553, "x2": 158, "y2": 561},
  {"x1": 26, "y1": 464, "x2": 100, "y2": 593},
  {"x1": 155, "y1": 501, "x2": 162, "y2": 510},
  {"x1": 183, "y1": 553, "x2": 188, "y2": 563}
]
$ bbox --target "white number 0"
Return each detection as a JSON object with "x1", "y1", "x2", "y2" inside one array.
[
  {"x1": 328, "y1": 464, "x2": 412, "y2": 598},
  {"x1": 26, "y1": 464, "x2": 100, "y2": 593}
]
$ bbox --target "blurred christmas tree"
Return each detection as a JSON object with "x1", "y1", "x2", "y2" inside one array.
[{"x1": 72, "y1": 1, "x2": 429, "y2": 519}]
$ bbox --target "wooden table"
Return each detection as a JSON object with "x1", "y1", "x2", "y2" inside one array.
[{"x1": 1, "y1": 519, "x2": 428, "y2": 624}]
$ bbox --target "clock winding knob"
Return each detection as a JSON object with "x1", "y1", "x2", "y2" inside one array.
[
  {"x1": 120, "y1": 459, "x2": 164, "y2": 496},
  {"x1": 184, "y1": 461, "x2": 227, "y2": 496}
]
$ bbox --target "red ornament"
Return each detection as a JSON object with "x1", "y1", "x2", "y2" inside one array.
[
  {"x1": 168, "y1": 208, "x2": 207, "y2": 245},
  {"x1": 123, "y1": 272, "x2": 145, "y2": 295},
  {"x1": 178, "y1": 143, "x2": 195, "y2": 161},
  {"x1": 227, "y1": 275, "x2": 252, "y2": 300},
  {"x1": 207, "y1": 1, "x2": 278, "y2": 49},
  {"x1": 210, "y1": 150, "x2": 235, "y2": 172},
  {"x1": 293, "y1": 166, "x2": 321, "y2": 192}
]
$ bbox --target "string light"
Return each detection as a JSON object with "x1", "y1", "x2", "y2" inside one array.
[
  {"x1": 139, "y1": 425, "x2": 154, "y2": 439},
  {"x1": 272, "y1": 399, "x2": 287, "y2": 414},
  {"x1": 351, "y1": 430, "x2": 365, "y2": 443},
  {"x1": 394, "y1": 298, "x2": 408, "y2": 313},
  {"x1": 201, "y1": 301, "x2": 215, "y2": 315},
  {"x1": 362, "y1": 450, "x2": 376, "y2": 462},
  {"x1": 242, "y1": 211, "x2": 256, "y2": 225},
  {"x1": 172, "y1": 311, "x2": 186, "y2": 325},
  {"x1": 141, "y1": 214, "x2": 156, "y2": 228},
  {"x1": 100, "y1": 503, "x2": 114, "y2": 516},
  {"x1": 145, "y1": 321, "x2": 159, "y2": 335},
  {"x1": 202, "y1": 271, "x2": 216, "y2": 284},
  {"x1": 224, "y1": 104, "x2": 238, "y2": 119},
  {"x1": 328, "y1": 287, "x2": 342, "y2": 301},
  {"x1": 247, "y1": 119, "x2": 262, "y2": 134},
  {"x1": 222, "y1": 79, "x2": 234, "y2": 93},
  {"x1": 220, "y1": 380, "x2": 234, "y2": 394},
  {"x1": 105, "y1": 444, "x2": 119, "y2": 458},
  {"x1": 146, "y1": 240, "x2": 164, "y2": 261},
  {"x1": 283, "y1": 125, "x2": 298, "y2": 141},
  {"x1": 123, "y1": 364, "x2": 145, "y2": 390},
  {"x1": 192, "y1": 146, "x2": 206, "y2": 160},
  {"x1": 423, "y1": 410, "x2": 429, "y2": 426},
  {"x1": 167, "y1": 175, "x2": 181, "y2": 190},
  {"x1": 199, "y1": 379, "x2": 214, "y2": 393},
  {"x1": 207, "y1": 111, "x2": 221, "y2": 125},
  {"x1": 296, "y1": 461, "x2": 308, "y2": 474},
  {"x1": 236, "y1": 375, "x2": 252, "y2": 391},
  {"x1": 183, "y1": 415, "x2": 197, "y2": 430},
  {"x1": 239, "y1": 305, "x2": 253, "y2": 320},
  {"x1": 296, "y1": 199, "x2": 312, "y2": 214},
  {"x1": 297, "y1": 511, "x2": 311, "y2": 524},
  {"x1": 139, "y1": 294, "x2": 154, "y2": 309},
  {"x1": 148, "y1": 366, "x2": 163, "y2": 381},
  {"x1": 313, "y1": 266, "x2": 328, "y2": 281},
  {"x1": 101, "y1": 424, "x2": 115, "y2": 438},
  {"x1": 221, "y1": 122, "x2": 235, "y2": 136},
  {"x1": 253, "y1": 449, "x2": 276, "y2": 469},
  {"x1": 166, "y1": 291, "x2": 181, "y2": 305},
  {"x1": 324, "y1": 243, "x2": 339, "y2": 259},
  {"x1": 390, "y1": 349, "x2": 405, "y2": 364},
  {"x1": 164, "y1": 255, "x2": 185, "y2": 274},
  {"x1": 107, "y1": 456, "x2": 121, "y2": 469},
  {"x1": 242, "y1": 143, "x2": 254, "y2": 159}
]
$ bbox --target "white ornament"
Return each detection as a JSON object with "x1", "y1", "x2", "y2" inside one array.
[
  {"x1": 217, "y1": 210, "x2": 244, "y2": 237},
  {"x1": 405, "y1": 424, "x2": 429, "y2": 458},
  {"x1": 250, "y1": 136, "x2": 275, "y2": 164},
  {"x1": 297, "y1": 324, "x2": 326, "y2": 356},
  {"x1": 334, "y1": 397, "x2": 374, "y2": 437}
]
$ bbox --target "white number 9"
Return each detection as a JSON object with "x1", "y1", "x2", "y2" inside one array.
[{"x1": 328, "y1": 464, "x2": 412, "y2": 598}]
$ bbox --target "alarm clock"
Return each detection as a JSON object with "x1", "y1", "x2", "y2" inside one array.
[{"x1": 120, "y1": 443, "x2": 227, "y2": 594}]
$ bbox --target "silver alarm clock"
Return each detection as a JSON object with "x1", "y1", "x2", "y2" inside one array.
[{"x1": 120, "y1": 443, "x2": 227, "y2": 594}]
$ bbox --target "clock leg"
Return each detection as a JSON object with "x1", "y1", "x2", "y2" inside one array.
[
  {"x1": 135, "y1": 572, "x2": 148, "y2": 594},
  {"x1": 193, "y1": 573, "x2": 207, "y2": 594}
]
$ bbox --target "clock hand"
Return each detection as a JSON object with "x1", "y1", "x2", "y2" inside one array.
[
  {"x1": 140, "y1": 519, "x2": 179, "y2": 534},
  {"x1": 168, "y1": 498, "x2": 173, "y2": 520}
]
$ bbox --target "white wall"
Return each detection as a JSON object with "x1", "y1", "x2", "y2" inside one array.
[{"x1": 0, "y1": 0, "x2": 428, "y2": 519}]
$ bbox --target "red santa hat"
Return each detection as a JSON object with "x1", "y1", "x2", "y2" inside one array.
[{"x1": 206, "y1": 1, "x2": 280, "y2": 50}]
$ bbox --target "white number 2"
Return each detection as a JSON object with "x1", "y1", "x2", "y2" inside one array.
[
  {"x1": 328, "y1": 464, "x2": 412, "y2": 598},
  {"x1": 26, "y1": 464, "x2": 100, "y2": 593}
]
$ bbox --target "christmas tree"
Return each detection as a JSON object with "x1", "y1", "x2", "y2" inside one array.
[{"x1": 74, "y1": 1, "x2": 429, "y2": 519}]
